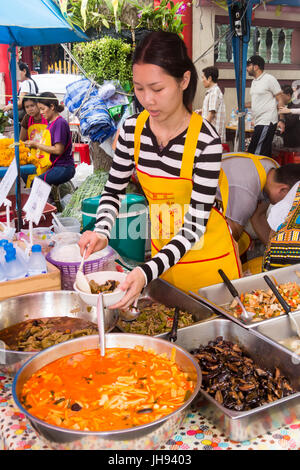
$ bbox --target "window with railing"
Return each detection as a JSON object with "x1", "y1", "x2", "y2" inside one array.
[{"x1": 215, "y1": 24, "x2": 294, "y2": 64}]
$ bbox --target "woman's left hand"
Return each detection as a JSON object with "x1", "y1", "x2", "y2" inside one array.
[{"x1": 110, "y1": 267, "x2": 146, "y2": 310}]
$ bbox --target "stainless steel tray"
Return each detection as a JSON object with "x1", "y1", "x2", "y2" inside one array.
[
  {"x1": 173, "y1": 318, "x2": 300, "y2": 441},
  {"x1": 117, "y1": 278, "x2": 217, "y2": 335},
  {"x1": 192, "y1": 263, "x2": 300, "y2": 329},
  {"x1": 252, "y1": 311, "x2": 300, "y2": 363}
]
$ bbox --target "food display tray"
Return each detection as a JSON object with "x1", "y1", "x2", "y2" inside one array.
[
  {"x1": 191, "y1": 263, "x2": 300, "y2": 329},
  {"x1": 117, "y1": 278, "x2": 218, "y2": 335},
  {"x1": 252, "y1": 311, "x2": 300, "y2": 361},
  {"x1": 173, "y1": 317, "x2": 300, "y2": 442}
]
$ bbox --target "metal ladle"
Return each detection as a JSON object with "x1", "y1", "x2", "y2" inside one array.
[
  {"x1": 263, "y1": 275, "x2": 300, "y2": 338},
  {"x1": 97, "y1": 293, "x2": 106, "y2": 356},
  {"x1": 218, "y1": 269, "x2": 254, "y2": 323},
  {"x1": 118, "y1": 297, "x2": 141, "y2": 322},
  {"x1": 75, "y1": 248, "x2": 91, "y2": 294}
]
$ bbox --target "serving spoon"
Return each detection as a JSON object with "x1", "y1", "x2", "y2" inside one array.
[
  {"x1": 75, "y1": 248, "x2": 91, "y2": 294},
  {"x1": 218, "y1": 269, "x2": 254, "y2": 323},
  {"x1": 118, "y1": 297, "x2": 141, "y2": 322},
  {"x1": 51, "y1": 212, "x2": 65, "y2": 232},
  {"x1": 97, "y1": 293, "x2": 106, "y2": 356},
  {"x1": 263, "y1": 274, "x2": 300, "y2": 338}
]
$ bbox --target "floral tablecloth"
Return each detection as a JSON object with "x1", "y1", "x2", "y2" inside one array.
[{"x1": 1, "y1": 374, "x2": 300, "y2": 451}]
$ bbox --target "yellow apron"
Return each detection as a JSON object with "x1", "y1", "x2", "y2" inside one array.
[
  {"x1": 220, "y1": 152, "x2": 279, "y2": 274},
  {"x1": 26, "y1": 116, "x2": 48, "y2": 187},
  {"x1": 26, "y1": 119, "x2": 54, "y2": 188},
  {"x1": 134, "y1": 110, "x2": 242, "y2": 293}
]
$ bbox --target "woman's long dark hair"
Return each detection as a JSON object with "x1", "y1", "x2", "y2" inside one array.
[
  {"x1": 132, "y1": 31, "x2": 198, "y2": 111},
  {"x1": 18, "y1": 61, "x2": 39, "y2": 94},
  {"x1": 37, "y1": 92, "x2": 64, "y2": 113}
]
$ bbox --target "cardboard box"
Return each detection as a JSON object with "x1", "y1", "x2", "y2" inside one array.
[{"x1": 0, "y1": 261, "x2": 61, "y2": 301}]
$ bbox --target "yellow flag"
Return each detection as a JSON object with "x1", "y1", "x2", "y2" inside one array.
[
  {"x1": 112, "y1": 0, "x2": 119, "y2": 17},
  {"x1": 212, "y1": 0, "x2": 228, "y2": 12},
  {"x1": 81, "y1": 0, "x2": 89, "y2": 28},
  {"x1": 58, "y1": 0, "x2": 68, "y2": 19}
]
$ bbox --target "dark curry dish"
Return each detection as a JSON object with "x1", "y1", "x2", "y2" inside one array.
[
  {"x1": 191, "y1": 336, "x2": 295, "y2": 411},
  {"x1": 0, "y1": 317, "x2": 99, "y2": 352}
]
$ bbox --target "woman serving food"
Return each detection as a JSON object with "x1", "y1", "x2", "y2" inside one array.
[{"x1": 79, "y1": 31, "x2": 241, "y2": 309}]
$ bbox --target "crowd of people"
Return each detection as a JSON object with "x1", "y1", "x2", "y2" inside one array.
[
  {"x1": 2, "y1": 61, "x2": 75, "y2": 188},
  {"x1": 2, "y1": 35, "x2": 300, "y2": 303}
]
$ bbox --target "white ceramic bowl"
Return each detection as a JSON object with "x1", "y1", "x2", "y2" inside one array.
[{"x1": 73, "y1": 271, "x2": 127, "y2": 307}]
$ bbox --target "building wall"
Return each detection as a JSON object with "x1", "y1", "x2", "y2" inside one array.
[{"x1": 192, "y1": 2, "x2": 300, "y2": 126}]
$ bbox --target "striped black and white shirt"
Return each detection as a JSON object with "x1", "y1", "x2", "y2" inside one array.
[{"x1": 95, "y1": 113, "x2": 222, "y2": 285}]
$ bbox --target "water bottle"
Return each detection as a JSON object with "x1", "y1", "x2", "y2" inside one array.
[
  {"x1": 229, "y1": 108, "x2": 237, "y2": 127},
  {"x1": 0, "y1": 262, "x2": 6, "y2": 282},
  {"x1": 4, "y1": 247, "x2": 28, "y2": 280},
  {"x1": 246, "y1": 110, "x2": 252, "y2": 131},
  {"x1": 27, "y1": 244, "x2": 47, "y2": 276},
  {"x1": 0, "y1": 240, "x2": 9, "y2": 264}
]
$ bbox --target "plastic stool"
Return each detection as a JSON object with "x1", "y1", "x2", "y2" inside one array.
[
  {"x1": 73, "y1": 143, "x2": 90, "y2": 164},
  {"x1": 277, "y1": 149, "x2": 300, "y2": 165}
]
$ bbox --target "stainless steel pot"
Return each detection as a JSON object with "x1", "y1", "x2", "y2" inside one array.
[
  {"x1": 0, "y1": 291, "x2": 118, "y2": 377},
  {"x1": 13, "y1": 333, "x2": 201, "y2": 450}
]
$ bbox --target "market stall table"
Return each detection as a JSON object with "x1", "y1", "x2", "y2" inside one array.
[
  {"x1": 0, "y1": 164, "x2": 36, "y2": 180},
  {"x1": 226, "y1": 126, "x2": 254, "y2": 152},
  {"x1": 1, "y1": 374, "x2": 300, "y2": 451}
]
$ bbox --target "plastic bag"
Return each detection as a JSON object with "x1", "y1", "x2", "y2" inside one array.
[{"x1": 72, "y1": 162, "x2": 94, "y2": 189}]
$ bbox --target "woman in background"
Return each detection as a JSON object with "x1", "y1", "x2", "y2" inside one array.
[
  {"x1": 20, "y1": 95, "x2": 47, "y2": 143},
  {"x1": 3, "y1": 62, "x2": 38, "y2": 116},
  {"x1": 20, "y1": 94, "x2": 48, "y2": 187},
  {"x1": 25, "y1": 92, "x2": 75, "y2": 185}
]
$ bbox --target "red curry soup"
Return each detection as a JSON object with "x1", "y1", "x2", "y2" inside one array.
[{"x1": 20, "y1": 346, "x2": 195, "y2": 432}]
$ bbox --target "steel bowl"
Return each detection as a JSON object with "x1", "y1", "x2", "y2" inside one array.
[
  {"x1": 0, "y1": 291, "x2": 119, "y2": 377},
  {"x1": 13, "y1": 333, "x2": 201, "y2": 450}
]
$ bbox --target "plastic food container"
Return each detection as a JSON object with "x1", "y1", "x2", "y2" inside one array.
[
  {"x1": 52, "y1": 216, "x2": 81, "y2": 233},
  {"x1": 46, "y1": 245, "x2": 117, "y2": 290}
]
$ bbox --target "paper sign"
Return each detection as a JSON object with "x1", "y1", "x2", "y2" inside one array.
[
  {"x1": 0, "y1": 158, "x2": 18, "y2": 208},
  {"x1": 23, "y1": 177, "x2": 51, "y2": 225}
]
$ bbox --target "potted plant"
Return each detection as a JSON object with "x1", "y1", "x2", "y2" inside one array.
[
  {"x1": 55, "y1": 0, "x2": 189, "y2": 40},
  {"x1": 72, "y1": 36, "x2": 133, "y2": 87}
]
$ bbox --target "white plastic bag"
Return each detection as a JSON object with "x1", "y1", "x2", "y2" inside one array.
[{"x1": 72, "y1": 162, "x2": 94, "y2": 189}]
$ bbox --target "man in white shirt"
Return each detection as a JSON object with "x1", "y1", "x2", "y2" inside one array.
[
  {"x1": 246, "y1": 55, "x2": 284, "y2": 158},
  {"x1": 201, "y1": 66, "x2": 226, "y2": 143}
]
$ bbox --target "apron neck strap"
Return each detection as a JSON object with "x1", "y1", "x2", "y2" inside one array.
[
  {"x1": 134, "y1": 110, "x2": 149, "y2": 166},
  {"x1": 134, "y1": 110, "x2": 203, "y2": 181},
  {"x1": 180, "y1": 112, "x2": 203, "y2": 180}
]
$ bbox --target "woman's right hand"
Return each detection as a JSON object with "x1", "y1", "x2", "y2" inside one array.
[{"x1": 78, "y1": 231, "x2": 108, "y2": 258}]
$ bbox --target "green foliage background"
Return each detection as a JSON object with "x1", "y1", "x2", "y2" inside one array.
[{"x1": 73, "y1": 37, "x2": 133, "y2": 86}]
